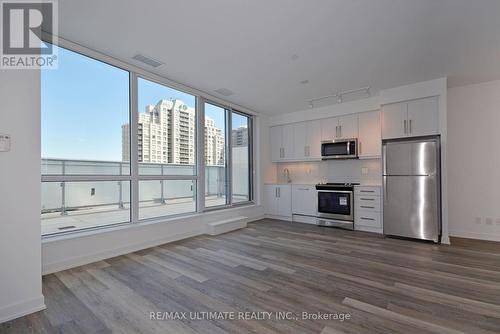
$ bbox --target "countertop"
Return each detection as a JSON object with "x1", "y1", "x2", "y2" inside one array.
[{"x1": 264, "y1": 182, "x2": 382, "y2": 187}]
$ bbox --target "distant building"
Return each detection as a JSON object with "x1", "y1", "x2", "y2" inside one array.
[
  {"x1": 204, "y1": 117, "x2": 225, "y2": 165},
  {"x1": 231, "y1": 125, "x2": 248, "y2": 147},
  {"x1": 122, "y1": 99, "x2": 225, "y2": 165}
]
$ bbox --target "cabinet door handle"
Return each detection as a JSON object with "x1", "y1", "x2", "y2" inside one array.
[
  {"x1": 275, "y1": 187, "x2": 278, "y2": 198},
  {"x1": 359, "y1": 190, "x2": 375, "y2": 193},
  {"x1": 360, "y1": 217, "x2": 376, "y2": 221},
  {"x1": 360, "y1": 206, "x2": 375, "y2": 209},
  {"x1": 359, "y1": 142, "x2": 362, "y2": 155},
  {"x1": 335, "y1": 126, "x2": 338, "y2": 138},
  {"x1": 404, "y1": 120, "x2": 407, "y2": 135},
  {"x1": 278, "y1": 187, "x2": 281, "y2": 198},
  {"x1": 409, "y1": 119, "x2": 412, "y2": 134},
  {"x1": 339, "y1": 125, "x2": 342, "y2": 138},
  {"x1": 360, "y1": 198, "x2": 375, "y2": 201}
]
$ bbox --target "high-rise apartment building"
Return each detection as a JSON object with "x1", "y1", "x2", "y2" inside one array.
[
  {"x1": 231, "y1": 125, "x2": 248, "y2": 147},
  {"x1": 205, "y1": 117, "x2": 225, "y2": 165},
  {"x1": 122, "y1": 99, "x2": 225, "y2": 166}
]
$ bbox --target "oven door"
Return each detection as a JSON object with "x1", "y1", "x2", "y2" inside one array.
[
  {"x1": 316, "y1": 190, "x2": 354, "y2": 221},
  {"x1": 321, "y1": 139, "x2": 357, "y2": 159}
]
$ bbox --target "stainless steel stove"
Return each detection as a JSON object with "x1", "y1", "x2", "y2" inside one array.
[{"x1": 315, "y1": 182, "x2": 359, "y2": 230}]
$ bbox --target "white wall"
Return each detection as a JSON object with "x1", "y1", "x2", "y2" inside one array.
[
  {"x1": 0, "y1": 70, "x2": 45, "y2": 322},
  {"x1": 269, "y1": 96, "x2": 380, "y2": 126},
  {"x1": 275, "y1": 159, "x2": 382, "y2": 185},
  {"x1": 448, "y1": 80, "x2": 500, "y2": 241}
]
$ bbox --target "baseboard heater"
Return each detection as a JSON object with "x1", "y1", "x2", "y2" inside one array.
[{"x1": 206, "y1": 216, "x2": 248, "y2": 235}]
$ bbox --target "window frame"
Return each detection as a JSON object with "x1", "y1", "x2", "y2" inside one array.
[{"x1": 41, "y1": 37, "x2": 255, "y2": 237}]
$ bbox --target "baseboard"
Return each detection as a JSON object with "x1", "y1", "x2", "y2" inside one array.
[
  {"x1": 0, "y1": 295, "x2": 45, "y2": 324},
  {"x1": 449, "y1": 230, "x2": 500, "y2": 243},
  {"x1": 292, "y1": 214, "x2": 317, "y2": 225},
  {"x1": 355, "y1": 225, "x2": 383, "y2": 234},
  {"x1": 450, "y1": 236, "x2": 500, "y2": 252},
  {"x1": 264, "y1": 214, "x2": 292, "y2": 222},
  {"x1": 42, "y1": 229, "x2": 202, "y2": 275}
]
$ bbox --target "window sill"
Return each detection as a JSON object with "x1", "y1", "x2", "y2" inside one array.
[{"x1": 41, "y1": 202, "x2": 258, "y2": 244}]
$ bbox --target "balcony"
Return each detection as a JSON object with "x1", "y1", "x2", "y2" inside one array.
[{"x1": 41, "y1": 159, "x2": 248, "y2": 236}]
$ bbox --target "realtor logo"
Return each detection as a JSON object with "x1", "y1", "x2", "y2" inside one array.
[{"x1": 1, "y1": 0, "x2": 58, "y2": 69}]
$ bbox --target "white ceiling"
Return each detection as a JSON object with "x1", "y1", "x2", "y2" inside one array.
[{"x1": 58, "y1": 0, "x2": 500, "y2": 114}]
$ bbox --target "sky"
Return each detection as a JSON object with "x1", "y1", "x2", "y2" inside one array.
[{"x1": 42, "y1": 45, "x2": 248, "y2": 162}]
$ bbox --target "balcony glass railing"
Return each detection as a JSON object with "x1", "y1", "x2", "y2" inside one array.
[{"x1": 40, "y1": 158, "x2": 246, "y2": 236}]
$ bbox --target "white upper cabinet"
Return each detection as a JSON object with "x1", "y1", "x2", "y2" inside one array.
[
  {"x1": 270, "y1": 124, "x2": 294, "y2": 162},
  {"x1": 406, "y1": 96, "x2": 439, "y2": 137},
  {"x1": 382, "y1": 96, "x2": 439, "y2": 140},
  {"x1": 382, "y1": 102, "x2": 407, "y2": 139},
  {"x1": 293, "y1": 120, "x2": 322, "y2": 160},
  {"x1": 281, "y1": 124, "x2": 294, "y2": 160},
  {"x1": 321, "y1": 115, "x2": 358, "y2": 140},
  {"x1": 321, "y1": 117, "x2": 338, "y2": 141},
  {"x1": 307, "y1": 119, "x2": 322, "y2": 159},
  {"x1": 270, "y1": 126, "x2": 283, "y2": 161},
  {"x1": 337, "y1": 114, "x2": 359, "y2": 139},
  {"x1": 293, "y1": 122, "x2": 307, "y2": 160},
  {"x1": 358, "y1": 111, "x2": 381, "y2": 158}
]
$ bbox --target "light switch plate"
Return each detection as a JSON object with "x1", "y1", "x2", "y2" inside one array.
[
  {"x1": 0, "y1": 134, "x2": 11, "y2": 152},
  {"x1": 361, "y1": 167, "x2": 369, "y2": 175}
]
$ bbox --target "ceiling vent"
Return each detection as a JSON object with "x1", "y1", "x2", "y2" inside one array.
[
  {"x1": 214, "y1": 88, "x2": 234, "y2": 97},
  {"x1": 132, "y1": 54, "x2": 163, "y2": 68}
]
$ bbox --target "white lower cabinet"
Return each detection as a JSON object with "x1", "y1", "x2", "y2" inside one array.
[
  {"x1": 291, "y1": 185, "x2": 316, "y2": 216},
  {"x1": 354, "y1": 186, "x2": 382, "y2": 233},
  {"x1": 264, "y1": 184, "x2": 292, "y2": 218}
]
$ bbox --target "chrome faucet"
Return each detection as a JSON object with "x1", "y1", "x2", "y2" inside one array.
[{"x1": 283, "y1": 168, "x2": 291, "y2": 183}]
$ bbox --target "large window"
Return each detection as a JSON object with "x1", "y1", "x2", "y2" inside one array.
[
  {"x1": 204, "y1": 102, "x2": 228, "y2": 208},
  {"x1": 41, "y1": 43, "x2": 253, "y2": 236},
  {"x1": 232, "y1": 111, "x2": 252, "y2": 203},
  {"x1": 204, "y1": 103, "x2": 253, "y2": 209},
  {"x1": 136, "y1": 78, "x2": 197, "y2": 220},
  {"x1": 41, "y1": 45, "x2": 131, "y2": 235}
]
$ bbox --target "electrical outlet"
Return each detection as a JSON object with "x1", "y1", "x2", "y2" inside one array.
[
  {"x1": 485, "y1": 217, "x2": 493, "y2": 225},
  {"x1": 474, "y1": 217, "x2": 482, "y2": 225},
  {"x1": 496, "y1": 218, "x2": 500, "y2": 226},
  {"x1": 361, "y1": 167, "x2": 369, "y2": 175}
]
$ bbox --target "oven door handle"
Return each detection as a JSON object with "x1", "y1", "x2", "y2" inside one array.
[{"x1": 316, "y1": 189, "x2": 353, "y2": 194}]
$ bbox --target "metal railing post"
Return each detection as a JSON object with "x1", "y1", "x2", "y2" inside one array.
[
  {"x1": 60, "y1": 160, "x2": 67, "y2": 215},
  {"x1": 160, "y1": 165, "x2": 166, "y2": 204},
  {"x1": 60, "y1": 182, "x2": 67, "y2": 216},
  {"x1": 118, "y1": 182, "x2": 124, "y2": 209},
  {"x1": 118, "y1": 162, "x2": 124, "y2": 209}
]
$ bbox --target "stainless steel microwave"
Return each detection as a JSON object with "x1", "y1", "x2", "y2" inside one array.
[{"x1": 321, "y1": 138, "x2": 358, "y2": 160}]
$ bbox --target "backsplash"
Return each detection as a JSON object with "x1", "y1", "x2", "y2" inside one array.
[{"x1": 275, "y1": 158, "x2": 382, "y2": 185}]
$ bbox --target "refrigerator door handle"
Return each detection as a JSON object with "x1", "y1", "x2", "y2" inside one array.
[{"x1": 383, "y1": 176, "x2": 387, "y2": 203}]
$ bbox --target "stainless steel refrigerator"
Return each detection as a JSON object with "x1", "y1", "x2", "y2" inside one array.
[{"x1": 383, "y1": 136, "x2": 441, "y2": 242}]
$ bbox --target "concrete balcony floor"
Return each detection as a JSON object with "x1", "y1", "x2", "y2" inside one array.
[{"x1": 41, "y1": 195, "x2": 247, "y2": 236}]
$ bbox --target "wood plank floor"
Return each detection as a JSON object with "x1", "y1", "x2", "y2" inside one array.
[{"x1": 3, "y1": 219, "x2": 500, "y2": 334}]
